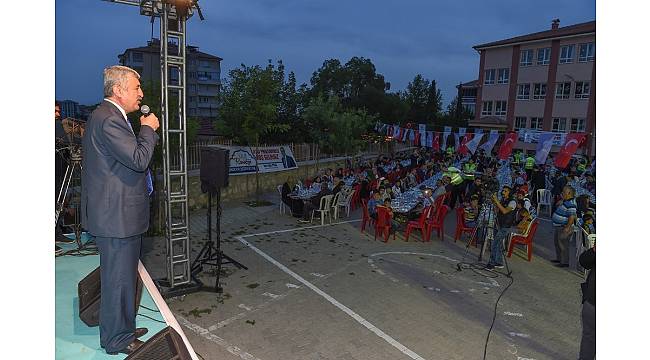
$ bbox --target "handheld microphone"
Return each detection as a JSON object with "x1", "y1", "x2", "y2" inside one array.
[{"x1": 140, "y1": 105, "x2": 151, "y2": 116}]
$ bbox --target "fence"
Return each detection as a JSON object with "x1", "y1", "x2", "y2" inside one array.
[{"x1": 183, "y1": 139, "x2": 412, "y2": 170}]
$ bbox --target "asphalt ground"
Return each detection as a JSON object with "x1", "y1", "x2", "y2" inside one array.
[{"x1": 142, "y1": 193, "x2": 584, "y2": 360}]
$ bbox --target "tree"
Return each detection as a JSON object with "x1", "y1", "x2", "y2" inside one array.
[
  {"x1": 216, "y1": 61, "x2": 290, "y2": 202},
  {"x1": 403, "y1": 74, "x2": 430, "y2": 124},
  {"x1": 425, "y1": 79, "x2": 443, "y2": 123}
]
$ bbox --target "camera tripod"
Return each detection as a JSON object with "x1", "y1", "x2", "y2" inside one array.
[
  {"x1": 458, "y1": 198, "x2": 511, "y2": 275},
  {"x1": 55, "y1": 145, "x2": 90, "y2": 251},
  {"x1": 190, "y1": 188, "x2": 247, "y2": 293}
]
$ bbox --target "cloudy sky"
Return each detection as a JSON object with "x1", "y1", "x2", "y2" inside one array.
[{"x1": 55, "y1": 0, "x2": 595, "y2": 107}]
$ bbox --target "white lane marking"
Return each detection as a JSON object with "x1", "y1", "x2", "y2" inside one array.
[
  {"x1": 503, "y1": 311, "x2": 524, "y2": 317},
  {"x1": 235, "y1": 234, "x2": 427, "y2": 360},
  {"x1": 208, "y1": 292, "x2": 290, "y2": 331},
  {"x1": 262, "y1": 292, "x2": 280, "y2": 299},
  {"x1": 238, "y1": 304, "x2": 253, "y2": 311},
  {"x1": 178, "y1": 315, "x2": 263, "y2": 360},
  {"x1": 508, "y1": 332, "x2": 531, "y2": 339},
  {"x1": 286, "y1": 283, "x2": 301, "y2": 289},
  {"x1": 239, "y1": 220, "x2": 361, "y2": 239}
]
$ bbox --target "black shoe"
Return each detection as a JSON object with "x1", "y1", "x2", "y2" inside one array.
[
  {"x1": 550, "y1": 259, "x2": 561, "y2": 263},
  {"x1": 135, "y1": 327, "x2": 148, "y2": 338},
  {"x1": 554, "y1": 263, "x2": 569, "y2": 268},
  {"x1": 55, "y1": 245, "x2": 64, "y2": 256},
  {"x1": 107, "y1": 339, "x2": 144, "y2": 355},
  {"x1": 486, "y1": 263, "x2": 504, "y2": 270}
]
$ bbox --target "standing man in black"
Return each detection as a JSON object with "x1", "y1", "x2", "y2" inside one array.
[
  {"x1": 578, "y1": 246, "x2": 595, "y2": 359},
  {"x1": 81, "y1": 65, "x2": 159, "y2": 355}
]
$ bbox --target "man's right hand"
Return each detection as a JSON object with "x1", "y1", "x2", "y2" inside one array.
[{"x1": 140, "y1": 113, "x2": 160, "y2": 131}]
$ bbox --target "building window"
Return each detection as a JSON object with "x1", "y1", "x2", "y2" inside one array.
[
  {"x1": 552, "y1": 117, "x2": 567, "y2": 132},
  {"x1": 199, "y1": 96, "x2": 211, "y2": 103},
  {"x1": 555, "y1": 82, "x2": 571, "y2": 100},
  {"x1": 188, "y1": 84, "x2": 197, "y2": 93},
  {"x1": 533, "y1": 83, "x2": 547, "y2": 100},
  {"x1": 484, "y1": 69, "x2": 495, "y2": 85},
  {"x1": 575, "y1": 81, "x2": 591, "y2": 99},
  {"x1": 481, "y1": 101, "x2": 493, "y2": 116},
  {"x1": 520, "y1": 49, "x2": 534, "y2": 66},
  {"x1": 131, "y1": 52, "x2": 143, "y2": 62},
  {"x1": 463, "y1": 103, "x2": 475, "y2": 116},
  {"x1": 559, "y1": 44, "x2": 575, "y2": 64},
  {"x1": 497, "y1": 68, "x2": 509, "y2": 84},
  {"x1": 515, "y1": 117, "x2": 527, "y2": 130},
  {"x1": 571, "y1": 118, "x2": 586, "y2": 132},
  {"x1": 530, "y1": 117, "x2": 543, "y2": 130},
  {"x1": 579, "y1": 43, "x2": 595, "y2": 62},
  {"x1": 537, "y1": 47, "x2": 551, "y2": 65},
  {"x1": 494, "y1": 101, "x2": 507, "y2": 116},
  {"x1": 516, "y1": 84, "x2": 531, "y2": 100},
  {"x1": 200, "y1": 60, "x2": 211, "y2": 68}
]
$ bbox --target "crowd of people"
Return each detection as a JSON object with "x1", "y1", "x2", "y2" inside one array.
[{"x1": 281, "y1": 147, "x2": 595, "y2": 242}]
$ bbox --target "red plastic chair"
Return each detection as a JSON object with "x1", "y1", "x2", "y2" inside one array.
[
  {"x1": 432, "y1": 194, "x2": 446, "y2": 215},
  {"x1": 360, "y1": 199, "x2": 374, "y2": 233},
  {"x1": 425, "y1": 205, "x2": 449, "y2": 241},
  {"x1": 454, "y1": 207, "x2": 476, "y2": 244},
  {"x1": 405, "y1": 206, "x2": 432, "y2": 242},
  {"x1": 507, "y1": 219, "x2": 539, "y2": 261},
  {"x1": 374, "y1": 207, "x2": 395, "y2": 243},
  {"x1": 350, "y1": 184, "x2": 361, "y2": 211}
]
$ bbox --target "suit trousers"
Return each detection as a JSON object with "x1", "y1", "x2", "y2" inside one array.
[
  {"x1": 578, "y1": 301, "x2": 596, "y2": 359},
  {"x1": 95, "y1": 234, "x2": 142, "y2": 353},
  {"x1": 554, "y1": 227, "x2": 571, "y2": 265}
]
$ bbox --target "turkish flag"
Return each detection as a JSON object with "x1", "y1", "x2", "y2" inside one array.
[
  {"x1": 458, "y1": 133, "x2": 473, "y2": 155},
  {"x1": 554, "y1": 133, "x2": 587, "y2": 168},
  {"x1": 497, "y1": 132, "x2": 518, "y2": 160},
  {"x1": 432, "y1": 132, "x2": 441, "y2": 151},
  {"x1": 414, "y1": 131, "x2": 420, "y2": 146}
]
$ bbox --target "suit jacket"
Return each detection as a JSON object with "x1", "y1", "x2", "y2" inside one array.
[{"x1": 81, "y1": 100, "x2": 159, "y2": 238}]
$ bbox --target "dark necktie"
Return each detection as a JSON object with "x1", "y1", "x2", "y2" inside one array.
[{"x1": 125, "y1": 119, "x2": 154, "y2": 195}]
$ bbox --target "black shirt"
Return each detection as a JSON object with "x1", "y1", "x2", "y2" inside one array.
[{"x1": 579, "y1": 248, "x2": 595, "y2": 305}]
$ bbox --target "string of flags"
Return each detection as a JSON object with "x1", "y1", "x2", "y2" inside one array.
[{"x1": 373, "y1": 122, "x2": 588, "y2": 168}]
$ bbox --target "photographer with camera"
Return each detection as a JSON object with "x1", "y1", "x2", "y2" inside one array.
[{"x1": 486, "y1": 185, "x2": 517, "y2": 270}]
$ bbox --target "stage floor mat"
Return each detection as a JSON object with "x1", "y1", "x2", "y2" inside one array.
[{"x1": 55, "y1": 235, "x2": 166, "y2": 360}]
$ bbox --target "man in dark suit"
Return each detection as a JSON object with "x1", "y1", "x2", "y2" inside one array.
[
  {"x1": 81, "y1": 65, "x2": 159, "y2": 355},
  {"x1": 280, "y1": 146, "x2": 296, "y2": 169}
]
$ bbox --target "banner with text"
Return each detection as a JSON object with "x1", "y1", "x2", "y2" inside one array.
[{"x1": 227, "y1": 145, "x2": 298, "y2": 175}]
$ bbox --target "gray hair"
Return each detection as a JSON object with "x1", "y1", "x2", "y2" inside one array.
[
  {"x1": 103, "y1": 65, "x2": 140, "y2": 97},
  {"x1": 563, "y1": 185, "x2": 576, "y2": 197}
]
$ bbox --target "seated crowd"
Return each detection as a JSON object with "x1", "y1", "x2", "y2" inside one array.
[{"x1": 279, "y1": 147, "x2": 595, "y2": 253}]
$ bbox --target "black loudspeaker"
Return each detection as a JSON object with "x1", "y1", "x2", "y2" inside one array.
[
  {"x1": 125, "y1": 326, "x2": 192, "y2": 360},
  {"x1": 78, "y1": 267, "x2": 143, "y2": 327},
  {"x1": 200, "y1": 146, "x2": 230, "y2": 192}
]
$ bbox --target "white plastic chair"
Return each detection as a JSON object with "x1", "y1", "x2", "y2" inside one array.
[
  {"x1": 336, "y1": 189, "x2": 355, "y2": 219},
  {"x1": 536, "y1": 189, "x2": 553, "y2": 217},
  {"x1": 277, "y1": 185, "x2": 287, "y2": 214},
  {"x1": 312, "y1": 195, "x2": 333, "y2": 225},
  {"x1": 330, "y1": 192, "x2": 342, "y2": 220}
]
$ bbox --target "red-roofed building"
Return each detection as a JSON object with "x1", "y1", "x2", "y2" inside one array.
[{"x1": 472, "y1": 19, "x2": 595, "y2": 156}]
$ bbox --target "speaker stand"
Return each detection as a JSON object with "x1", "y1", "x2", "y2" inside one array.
[{"x1": 191, "y1": 188, "x2": 247, "y2": 293}]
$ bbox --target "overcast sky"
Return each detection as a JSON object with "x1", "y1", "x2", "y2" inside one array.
[{"x1": 55, "y1": 0, "x2": 595, "y2": 107}]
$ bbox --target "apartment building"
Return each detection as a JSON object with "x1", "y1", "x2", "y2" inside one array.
[
  {"x1": 118, "y1": 38, "x2": 222, "y2": 120},
  {"x1": 472, "y1": 20, "x2": 595, "y2": 156},
  {"x1": 456, "y1": 80, "x2": 478, "y2": 119}
]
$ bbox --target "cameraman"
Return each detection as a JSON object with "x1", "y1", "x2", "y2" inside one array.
[{"x1": 486, "y1": 185, "x2": 517, "y2": 269}]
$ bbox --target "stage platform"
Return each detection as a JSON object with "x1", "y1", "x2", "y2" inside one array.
[{"x1": 55, "y1": 234, "x2": 166, "y2": 360}]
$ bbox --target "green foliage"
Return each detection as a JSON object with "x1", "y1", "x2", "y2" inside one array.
[
  {"x1": 302, "y1": 96, "x2": 375, "y2": 155},
  {"x1": 216, "y1": 61, "x2": 290, "y2": 146},
  {"x1": 402, "y1": 74, "x2": 443, "y2": 125}
]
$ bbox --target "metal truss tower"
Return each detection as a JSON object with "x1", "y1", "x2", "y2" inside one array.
[{"x1": 103, "y1": 1, "x2": 204, "y2": 296}]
